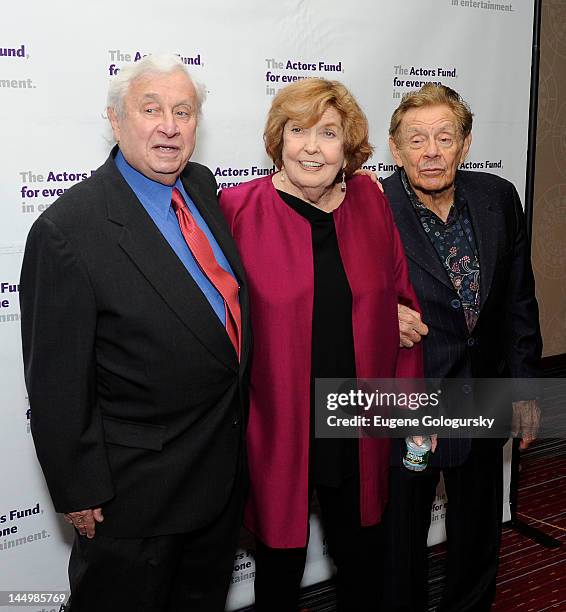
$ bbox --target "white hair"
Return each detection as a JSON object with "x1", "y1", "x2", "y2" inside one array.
[{"x1": 106, "y1": 53, "x2": 206, "y2": 118}]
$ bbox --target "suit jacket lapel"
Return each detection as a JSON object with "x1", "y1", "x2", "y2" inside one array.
[
  {"x1": 101, "y1": 154, "x2": 238, "y2": 372},
  {"x1": 458, "y1": 175, "x2": 499, "y2": 309},
  {"x1": 387, "y1": 172, "x2": 454, "y2": 291}
]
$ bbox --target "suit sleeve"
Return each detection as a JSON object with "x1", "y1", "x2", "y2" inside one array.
[
  {"x1": 20, "y1": 216, "x2": 115, "y2": 513},
  {"x1": 502, "y1": 184, "x2": 542, "y2": 392},
  {"x1": 381, "y1": 193, "x2": 424, "y2": 378}
]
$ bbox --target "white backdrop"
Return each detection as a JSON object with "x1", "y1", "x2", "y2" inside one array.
[{"x1": 1, "y1": 1, "x2": 533, "y2": 610}]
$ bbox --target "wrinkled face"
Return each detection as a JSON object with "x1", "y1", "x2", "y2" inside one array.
[
  {"x1": 281, "y1": 107, "x2": 346, "y2": 193},
  {"x1": 108, "y1": 70, "x2": 198, "y2": 185},
  {"x1": 389, "y1": 104, "x2": 471, "y2": 198}
]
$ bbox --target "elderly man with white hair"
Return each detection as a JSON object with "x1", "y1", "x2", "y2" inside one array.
[{"x1": 20, "y1": 54, "x2": 251, "y2": 612}]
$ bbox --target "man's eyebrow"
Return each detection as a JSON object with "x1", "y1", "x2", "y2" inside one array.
[
  {"x1": 435, "y1": 123, "x2": 457, "y2": 132},
  {"x1": 405, "y1": 123, "x2": 457, "y2": 134},
  {"x1": 140, "y1": 93, "x2": 160, "y2": 102},
  {"x1": 405, "y1": 126, "x2": 428, "y2": 136},
  {"x1": 140, "y1": 93, "x2": 194, "y2": 108}
]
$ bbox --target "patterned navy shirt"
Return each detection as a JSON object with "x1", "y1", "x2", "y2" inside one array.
[{"x1": 401, "y1": 169, "x2": 480, "y2": 331}]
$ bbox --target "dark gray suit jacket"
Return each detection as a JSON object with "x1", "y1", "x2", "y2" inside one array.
[
  {"x1": 20, "y1": 149, "x2": 251, "y2": 537},
  {"x1": 384, "y1": 169, "x2": 542, "y2": 466}
]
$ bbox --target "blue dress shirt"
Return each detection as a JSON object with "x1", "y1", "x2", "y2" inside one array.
[{"x1": 115, "y1": 151, "x2": 236, "y2": 325}]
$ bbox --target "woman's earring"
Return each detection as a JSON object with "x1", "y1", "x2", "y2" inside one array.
[
  {"x1": 280, "y1": 168, "x2": 286, "y2": 183},
  {"x1": 341, "y1": 170, "x2": 346, "y2": 192}
]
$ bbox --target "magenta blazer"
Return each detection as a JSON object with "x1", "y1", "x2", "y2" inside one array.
[{"x1": 219, "y1": 174, "x2": 423, "y2": 548}]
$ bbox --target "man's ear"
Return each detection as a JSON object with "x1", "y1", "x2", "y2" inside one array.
[
  {"x1": 389, "y1": 137, "x2": 404, "y2": 168},
  {"x1": 107, "y1": 107, "x2": 121, "y2": 143},
  {"x1": 460, "y1": 133, "x2": 472, "y2": 163}
]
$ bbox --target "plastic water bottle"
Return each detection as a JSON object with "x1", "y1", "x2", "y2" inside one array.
[{"x1": 403, "y1": 436, "x2": 431, "y2": 471}]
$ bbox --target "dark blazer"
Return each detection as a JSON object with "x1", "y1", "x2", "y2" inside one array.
[
  {"x1": 384, "y1": 169, "x2": 542, "y2": 466},
  {"x1": 20, "y1": 149, "x2": 251, "y2": 537}
]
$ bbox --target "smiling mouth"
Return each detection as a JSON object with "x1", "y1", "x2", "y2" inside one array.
[
  {"x1": 299, "y1": 161, "x2": 323, "y2": 169},
  {"x1": 154, "y1": 145, "x2": 179, "y2": 153}
]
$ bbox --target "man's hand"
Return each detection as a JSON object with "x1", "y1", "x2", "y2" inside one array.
[
  {"x1": 412, "y1": 434, "x2": 437, "y2": 453},
  {"x1": 511, "y1": 399, "x2": 541, "y2": 450},
  {"x1": 64, "y1": 508, "x2": 104, "y2": 539},
  {"x1": 398, "y1": 304, "x2": 429, "y2": 347},
  {"x1": 353, "y1": 168, "x2": 384, "y2": 192}
]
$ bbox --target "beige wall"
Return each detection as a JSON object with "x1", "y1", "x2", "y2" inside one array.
[{"x1": 532, "y1": 0, "x2": 566, "y2": 357}]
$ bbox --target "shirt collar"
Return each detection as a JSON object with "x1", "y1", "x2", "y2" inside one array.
[{"x1": 114, "y1": 150, "x2": 185, "y2": 221}]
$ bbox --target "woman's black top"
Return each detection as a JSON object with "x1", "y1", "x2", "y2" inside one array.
[{"x1": 277, "y1": 189, "x2": 357, "y2": 486}]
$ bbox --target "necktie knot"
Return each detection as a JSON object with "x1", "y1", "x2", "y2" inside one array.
[{"x1": 171, "y1": 187, "x2": 186, "y2": 213}]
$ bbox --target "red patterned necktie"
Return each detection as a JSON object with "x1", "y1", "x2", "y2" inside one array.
[{"x1": 171, "y1": 187, "x2": 241, "y2": 360}]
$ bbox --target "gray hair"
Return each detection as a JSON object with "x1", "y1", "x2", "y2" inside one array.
[
  {"x1": 389, "y1": 83, "x2": 473, "y2": 144},
  {"x1": 106, "y1": 53, "x2": 206, "y2": 118}
]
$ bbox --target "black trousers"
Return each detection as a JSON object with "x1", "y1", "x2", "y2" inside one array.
[
  {"x1": 253, "y1": 475, "x2": 382, "y2": 612},
  {"x1": 381, "y1": 440, "x2": 504, "y2": 612},
  {"x1": 65, "y1": 474, "x2": 245, "y2": 612}
]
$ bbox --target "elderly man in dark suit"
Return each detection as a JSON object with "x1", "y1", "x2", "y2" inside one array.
[
  {"x1": 382, "y1": 84, "x2": 542, "y2": 612},
  {"x1": 20, "y1": 54, "x2": 250, "y2": 612}
]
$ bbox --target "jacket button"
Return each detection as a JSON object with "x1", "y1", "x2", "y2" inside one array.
[
  {"x1": 462, "y1": 384, "x2": 472, "y2": 394},
  {"x1": 451, "y1": 299, "x2": 461, "y2": 309},
  {"x1": 232, "y1": 418, "x2": 240, "y2": 427},
  {"x1": 467, "y1": 337, "x2": 475, "y2": 347}
]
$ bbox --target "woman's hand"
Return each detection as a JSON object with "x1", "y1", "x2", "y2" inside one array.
[{"x1": 398, "y1": 304, "x2": 429, "y2": 347}]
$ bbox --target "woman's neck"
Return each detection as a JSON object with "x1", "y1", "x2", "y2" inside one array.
[{"x1": 273, "y1": 172, "x2": 345, "y2": 213}]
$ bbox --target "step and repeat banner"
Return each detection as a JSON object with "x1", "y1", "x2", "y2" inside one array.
[{"x1": 1, "y1": 1, "x2": 533, "y2": 610}]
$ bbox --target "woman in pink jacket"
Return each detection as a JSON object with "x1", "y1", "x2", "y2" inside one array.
[{"x1": 219, "y1": 78, "x2": 422, "y2": 611}]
